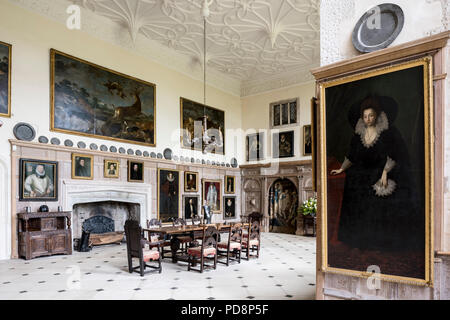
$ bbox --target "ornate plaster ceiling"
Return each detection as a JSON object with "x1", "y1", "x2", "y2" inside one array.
[{"x1": 74, "y1": 0, "x2": 320, "y2": 86}]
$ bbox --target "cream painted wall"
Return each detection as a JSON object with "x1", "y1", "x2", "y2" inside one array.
[
  {"x1": 241, "y1": 82, "x2": 316, "y2": 164},
  {"x1": 0, "y1": 1, "x2": 243, "y2": 259},
  {"x1": 320, "y1": 0, "x2": 447, "y2": 65}
]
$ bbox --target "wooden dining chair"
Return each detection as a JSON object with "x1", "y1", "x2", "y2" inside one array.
[
  {"x1": 124, "y1": 220, "x2": 162, "y2": 276},
  {"x1": 187, "y1": 226, "x2": 218, "y2": 273},
  {"x1": 145, "y1": 218, "x2": 171, "y2": 259},
  {"x1": 190, "y1": 215, "x2": 203, "y2": 241},
  {"x1": 172, "y1": 218, "x2": 192, "y2": 253},
  {"x1": 217, "y1": 223, "x2": 243, "y2": 266},
  {"x1": 242, "y1": 219, "x2": 261, "y2": 260}
]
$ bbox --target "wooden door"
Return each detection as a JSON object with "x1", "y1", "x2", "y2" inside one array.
[
  {"x1": 30, "y1": 234, "x2": 50, "y2": 257},
  {"x1": 51, "y1": 233, "x2": 68, "y2": 254}
]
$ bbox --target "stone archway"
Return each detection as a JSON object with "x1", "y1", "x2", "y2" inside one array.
[{"x1": 268, "y1": 178, "x2": 299, "y2": 234}]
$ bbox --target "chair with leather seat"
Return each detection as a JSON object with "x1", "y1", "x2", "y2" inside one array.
[
  {"x1": 191, "y1": 215, "x2": 203, "y2": 241},
  {"x1": 242, "y1": 219, "x2": 261, "y2": 260},
  {"x1": 145, "y1": 218, "x2": 171, "y2": 259},
  {"x1": 217, "y1": 223, "x2": 243, "y2": 266},
  {"x1": 124, "y1": 219, "x2": 162, "y2": 276},
  {"x1": 187, "y1": 225, "x2": 218, "y2": 273}
]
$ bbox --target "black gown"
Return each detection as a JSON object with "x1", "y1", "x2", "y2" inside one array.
[{"x1": 337, "y1": 125, "x2": 424, "y2": 251}]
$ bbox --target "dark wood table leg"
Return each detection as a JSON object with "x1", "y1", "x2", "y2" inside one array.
[{"x1": 170, "y1": 237, "x2": 181, "y2": 263}]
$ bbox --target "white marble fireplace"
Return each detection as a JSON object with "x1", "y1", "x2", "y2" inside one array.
[{"x1": 61, "y1": 180, "x2": 152, "y2": 243}]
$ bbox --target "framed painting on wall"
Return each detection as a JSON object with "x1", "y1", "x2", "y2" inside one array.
[
  {"x1": 158, "y1": 169, "x2": 180, "y2": 223},
  {"x1": 71, "y1": 153, "x2": 93, "y2": 180},
  {"x1": 0, "y1": 41, "x2": 11, "y2": 118},
  {"x1": 184, "y1": 171, "x2": 198, "y2": 192},
  {"x1": 225, "y1": 175, "x2": 235, "y2": 194},
  {"x1": 202, "y1": 179, "x2": 222, "y2": 214},
  {"x1": 223, "y1": 196, "x2": 236, "y2": 220},
  {"x1": 246, "y1": 132, "x2": 264, "y2": 162},
  {"x1": 19, "y1": 159, "x2": 58, "y2": 201},
  {"x1": 272, "y1": 130, "x2": 294, "y2": 158},
  {"x1": 180, "y1": 97, "x2": 225, "y2": 155},
  {"x1": 128, "y1": 161, "x2": 144, "y2": 182},
  {"x1": 183, "y1": 195, "x2": 199, "y2": 220},
  {"x1": 303, "y1": 125, "x2": 312, "y2": 156},
  {"x1": 51, "y1": 49, "x2": 156, "y2": 147},
  {"x1": 320, "y1": 57, "x2": 433, "y2": 285},
  {"x1": 104, "y1": 160, "x2": 119, "y2": 178}
]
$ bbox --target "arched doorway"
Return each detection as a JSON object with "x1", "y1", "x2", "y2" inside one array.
[{"x1": 268, "y1": 179, "x2": 298, "y2": 234}]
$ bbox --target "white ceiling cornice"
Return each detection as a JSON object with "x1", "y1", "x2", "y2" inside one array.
[
  {"x1": 241, "y1": 63, "x2": 317, "y2": 97},
  {"x1": 9, "y1": 0, "x2": 320, "y2": 97}
]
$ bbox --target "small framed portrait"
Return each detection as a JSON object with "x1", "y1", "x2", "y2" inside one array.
[
  {"x1": 128, "y1": 161, "x2": 144, "y2": 182},
  {"x1": 223, "y1": 196, "x2": 236, "y2": 219},
  {"x1": 225, "y1": 175, "x2": 235, "y2": 194},
  {"x1": 71, "y1": 153, "x2": 93, "y2": 180},
  {"x1": 158, "y1": 169, "x2": 180, "y2": 223},
  {"x1": 202, "y1": 179, "x2": 222, "y2": 214},
  {"x1": 273, "y1": 130, "x2": 294, "y2": 158},
  {"x1": 184, "y1": 171, "x2": 198, "y2": 192},
  {"x1": 104, "y1": 160, "x2": 119, "y2": 178},
  {"x1": 183, "y1": 195, "x2": 199, "y2": 220},
  {"x1": 303, "y1": 125, "x2": 312, "y2": 156},
  {"x1": 246, "y1": 132, "x2": 264, "y2": 161},
  {"x1": 19, "y1": 159, "x2": 58, "y2": 201}
]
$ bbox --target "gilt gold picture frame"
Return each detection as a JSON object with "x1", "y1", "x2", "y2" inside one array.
[
  {"x1": 319, "y1": 57, "x2": 433, "y2": 286},
  {"x1": 158, "y1": 168, "x2": 181, "y2": 223},
  {"x1": 71, "y1": 153, "x2": 94, "y2": 180},
  {"x1": 128, "y1": 161, "x2": 144, "y2": 182},
  {"x1": 51, "y1": 49, "x2": 156, "y2": 147},
  {"x1": 202, "y1": 179, "x2": 222, "y2": 214},
  {"x1": 104, "y1": 160, "x2": 119, "y2": 179},
  {"x1": 184, "y1": 171, "x2": 198, "y2": 193},
  {"x1": 0, "y1": 41, "x2": 11, "y2": 118}
]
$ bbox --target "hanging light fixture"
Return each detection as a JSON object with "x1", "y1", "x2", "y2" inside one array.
[{"x1": 201, "y1": 0, "x2": 213, "y2": 153}]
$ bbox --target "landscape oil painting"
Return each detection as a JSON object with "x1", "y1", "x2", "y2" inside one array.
[
  {"x1": 0, "y1": 41, "x2": 11, "y2": 117},
  {"x1": 51, "y1": 50, "x2": 156, "y2": 146},
  {"x1": 180, "y1": 97, "x2": 225, "y2": 155}
]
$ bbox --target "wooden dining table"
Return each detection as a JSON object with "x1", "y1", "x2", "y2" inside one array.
[{"x1": 143, "y1": 223, "x2": 249, "y2": 263}]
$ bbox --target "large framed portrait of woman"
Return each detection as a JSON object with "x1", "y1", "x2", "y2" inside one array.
[
  {"x1": 319, "y1": 57, "x2": 433, "y2": 286},
  {"x1": 202, "y1": 179, "x2": 222, "y2": 214}
]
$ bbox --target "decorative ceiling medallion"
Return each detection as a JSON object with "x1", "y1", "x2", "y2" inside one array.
[{"x1": 352, "y1": 3, "x2": 404, "y2": 53}]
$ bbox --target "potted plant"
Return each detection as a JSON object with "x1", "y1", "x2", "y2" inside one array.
[{"x1": 299, "y1": 197, "x2": 317, "y2": 217}]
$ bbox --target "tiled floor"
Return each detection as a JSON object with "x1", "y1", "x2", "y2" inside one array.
[{"x1": 0, "y1": 232, "x2": 316, "y2": 300}]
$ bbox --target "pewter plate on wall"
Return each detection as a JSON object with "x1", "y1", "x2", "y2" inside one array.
[
  {"x1": 352, "y1": 3, "x2": 404, "y2": 53},
  {"x1": 13, "y1": 123, "x2": 36, "y2": 141}
]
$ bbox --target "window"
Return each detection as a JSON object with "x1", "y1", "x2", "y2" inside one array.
[{"x1": 270, "y1": 98, "x2": 298, "y2": 128}]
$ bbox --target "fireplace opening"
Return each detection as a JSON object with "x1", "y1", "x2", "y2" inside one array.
[{"x1": 73, "y1": 201, "x2": 140, "y2": 248}]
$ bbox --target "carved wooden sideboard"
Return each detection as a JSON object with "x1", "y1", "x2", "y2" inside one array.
[{"x1": 17, "y1": 211, "x2": 72, "y2": 260}]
